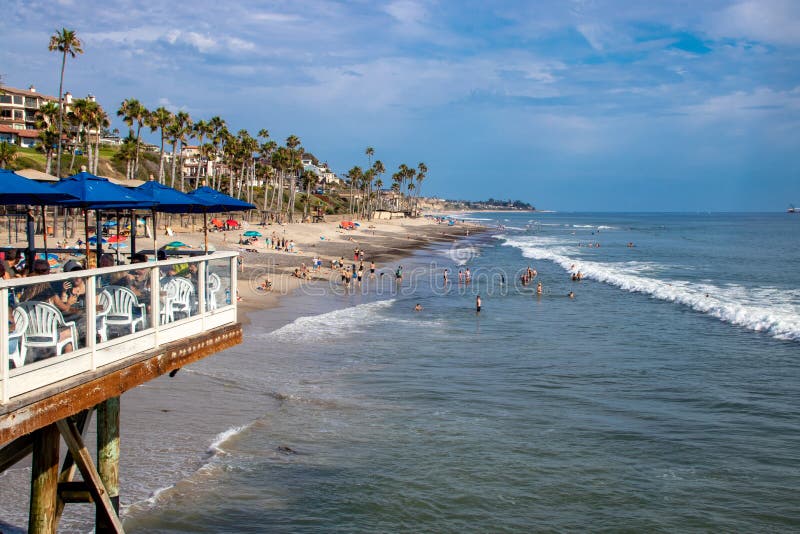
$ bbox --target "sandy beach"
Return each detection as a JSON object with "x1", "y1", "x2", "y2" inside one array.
[{"x1": 152, "y1": 215, "x2": 484, "y2": 321}]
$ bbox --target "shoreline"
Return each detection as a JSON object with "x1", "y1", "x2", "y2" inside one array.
[{"x1": 228, "y1": 217, "x2": 489, "y2": 324}]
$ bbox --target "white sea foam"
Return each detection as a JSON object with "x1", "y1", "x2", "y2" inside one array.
[
  {"x1": 502, "y1": 236, "x2": 800, "y2": 342},
  {"x1": 265, "y1": 299, "x2": 397, "y2": 343},
  {"x1": 444, "y1": 245, "x2": 480, "y2": 265},
  {"x1": 208, "y1": 423, "x2": 252, "y2": 455}
]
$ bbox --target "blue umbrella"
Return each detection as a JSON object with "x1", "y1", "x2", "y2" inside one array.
[
  {"x1": 0, "y1": 169, "x2": 77, "y2": 204},
  {"x1": 243, "y1": 230, "x2": 262, "y2": 237},
  {"x1": 0, "y1": 168, "x2": 78, "y2": 269},
  {"x1": 187, "y1": 186, "x2": 255, "y2": 251},
  {"x1": 135, "y1": 180, "x2": 216, "y2": 256},
  {"x1": 187, "y1": 186, "x2": 255, "y2": 212},
  {"x1": 50, "y1": 171, "x2": 157, "y2": 259},
  {"x1": 136, "y1": 181, "x2": 212, "y2": 213}
]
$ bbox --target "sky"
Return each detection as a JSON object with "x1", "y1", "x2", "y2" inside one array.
[{"x1": 1, "y1": 0, "x2": 799, "y2": 211}]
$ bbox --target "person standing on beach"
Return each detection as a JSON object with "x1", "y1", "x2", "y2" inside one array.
[{"x1": 476, "y1": 295, "x2": 482, "y2": 313}]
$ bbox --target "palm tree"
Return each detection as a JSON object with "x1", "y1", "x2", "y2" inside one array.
[
  {"x1": 49, "y1": 28, "x2": 83, "y2": 178},
  {"x1": 0, "y1": 141, "x2": 19, "y2": 167},
  {"x1": 302, "y1": 169, "x2": 317, "y2": 218},
  {"x1": 286, "y1": 135, "x2": 301, "y2": 222},
  {"x1": 148, "y1": 106, "x2": 174, "y2": 183},
  {"x1": 415, "y1": 162, "x2": 427, "y2": 216},
  {"x1": 36, "y1": 102, "x2": 60, "y2": 174},
  {"x1": 66, "y1": 97, "x2": 92, "y2": 173},
  {"x1": 117, "y1": 98, "x2": 148, "y2": 179},
  {"x1": 208, "y1": 116, "x2": 227, "y2": 189},
  {"x1": 192, "y1": 119, "x2": 212, "y2": 186},
  {"x1": 270, "y1": 147, "x2": 289, "y2": 217},
  {"x1": 372, "y1": 160, "x2": 386, "y2": 215},
  {"x1": 167, "y1": 111, "x2": 191, "y2": 190}
]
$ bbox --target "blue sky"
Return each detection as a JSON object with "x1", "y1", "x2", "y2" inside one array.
[{"x1": 2, "y1": 0, "x2": 799, "y2": 211}]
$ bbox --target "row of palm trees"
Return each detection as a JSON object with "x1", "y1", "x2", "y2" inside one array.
[{"x1": 40, "y1": 27, "x2": 430, "y2": 221}]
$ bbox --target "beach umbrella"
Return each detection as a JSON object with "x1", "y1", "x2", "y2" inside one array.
[
  {"x1": 163, "y1": 241, "x2": 190, "y2": 251},
  {"x1": 243, "y1": 230, "x2": 261, "y2": 237},
  {"x1": 187, "y1": 186, "x2": 255, "y2": 252},
  {"x1": 135, "y1": 180, "x2": 213, "y2": 258},
  {"x1": 87, "y1": 236, "x2": 108, "y2": 244},
  {"x1": 103, "y1": 220, "x2": 118, "y2": 227},
  {"x1": 107, "y1": 235, "x2": 127, "y2": 243},
  {"x1": 0, "y1": 169, "x2": 78, "y2": 267},
  {"x1": 50, "y1": 171, "x2": 156, "y2": 261}
]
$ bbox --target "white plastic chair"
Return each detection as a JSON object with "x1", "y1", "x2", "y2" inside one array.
[
  {"x1": 96, "y1": 290, "x2": 112, "y2": 342},
  {"x1": 206, "y1": 273, "x2": 221, "y2": 311},
  {"x1": 19, "y1": 301, "x2": 77, "y2": 357},
  {"x1": 161, "y1": 277, "x2": 196, "y2": 323},
  {"x1": 104, "y1": 285, "x2": 146, "y2": 335},
  {"x1": 9, "y1": 307, "x2": 29, "y2": 368}
]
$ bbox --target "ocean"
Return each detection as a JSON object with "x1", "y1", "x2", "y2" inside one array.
[{"x1": 2, "y1": 212, "x2": 799, "y2": 532}]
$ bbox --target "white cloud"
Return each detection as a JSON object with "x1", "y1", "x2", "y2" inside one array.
[
  {"x1": 384, "y1": 0, "x2": 428, "y2": 26},
  {"x1": 250, "y1": 12, "x2": 303, "y2": 24},
  {"x1": 709, "y1": 0, "x2": 800, "y2": 46}
]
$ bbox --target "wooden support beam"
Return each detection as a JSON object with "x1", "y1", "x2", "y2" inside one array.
[
  {"x1": 56, "y1": 418, "x2": 125, "y2": 534},
  {"x1": 0, "y1": 432, "x2": 34, "y2": 473},
  {"x1": 29, "y1": 423, "x2": 59, "y2": 534},
  {"x1": 97, "y1": 397, "x2": 120, "y2": 533},
  {"x1": 56, "y1": 409, "x2": 93, "y2": 522},
  {"x1": 57, "y1": 481, "x2": 94, "y2": 503}
]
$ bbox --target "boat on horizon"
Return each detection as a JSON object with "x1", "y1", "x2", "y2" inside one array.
[{"x1": 789, "y1": 204, "x2": 797, "y2": 214}]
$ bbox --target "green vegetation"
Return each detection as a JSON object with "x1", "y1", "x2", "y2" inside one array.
[{"x1": 446, "y1": 198, "x2": 535, "y2": 211}]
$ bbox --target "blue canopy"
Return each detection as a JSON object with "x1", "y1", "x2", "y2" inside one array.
[
  {"x1": 50, "y1": 171, "x2": 156, "y2": 209},
  {"x1": 0, "y1": 168, "x2": 78, "y2": 205},
  {"x1": 136, "y1": 180, "x2": 213, "y2": 213},
  {"x1": 187, "y1": 186, "x2": 255, "y2": 212}
]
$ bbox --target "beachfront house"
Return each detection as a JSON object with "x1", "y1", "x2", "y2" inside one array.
[{"x1": 0, "y1": 84, "x2": 58, "y2": 147}]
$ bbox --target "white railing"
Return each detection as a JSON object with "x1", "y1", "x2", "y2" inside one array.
[{"x1": 0, "y1": 251, "x2": 239, "y2": 404}]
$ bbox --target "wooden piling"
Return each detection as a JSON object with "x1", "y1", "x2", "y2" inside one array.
[
  {"x1": 29, "y1": 423, "x2": 59, "y2": 534},
  {"x1": 97, "y1": 396, "x2": 121, "y2": 532}
]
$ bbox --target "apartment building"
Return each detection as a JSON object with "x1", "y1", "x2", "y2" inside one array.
[{"x1": 0, "y1": 84, "x2": 57, "y2": 147}]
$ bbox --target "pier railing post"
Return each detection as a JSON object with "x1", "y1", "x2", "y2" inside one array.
[
  {"x1": 231, "y1": 254, "x2": 238, "y2": 322},
  {"x1": 198, "y1": 260, "x2": 207, "y2": 331},
  {"x1": 97, "y1": 397, "x2": 121, "y2": 533},
  {"x1": 29, "y1": 423, "x2": 60, "y2": 534},
  {"x1": 1, "y1": 288, "x2": 9, "y2": 404},
  {"x1": 87, "y1": 276, "x2": 97, "y2": 370}
]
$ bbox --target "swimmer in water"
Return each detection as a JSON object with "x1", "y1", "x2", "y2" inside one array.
[
  {"x1": 568, "y1": 291, "x2": 574, "y2": 299},
  {"x1": 476, "y1": 295, "x2": 481, "y2": 313},
  {"x1": 414, "y1": 303, "x2": 423, "y2": 311},
  {"x1": 536, "y1": 282, "x2": 543, "y2": 295}
]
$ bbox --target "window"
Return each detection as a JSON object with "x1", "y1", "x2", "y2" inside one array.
[
  {"x1": 13, "y1": 96, "x2": 23, "y2": 105},
  {"x1": 14, "y1": 110, "x2": 24, "y2": 120},
  {"x1": 25, "y1": 97, "x2": 37, "y2": 108},
  {"x1": 0, "y1": 110, "x2": 11, "y2": 119},
  {"x1": 0, "y1": 95, "x2": 11, "y2": 104}
]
